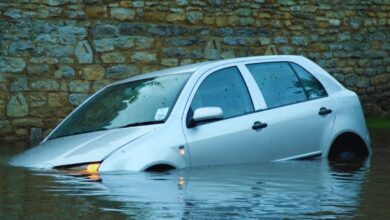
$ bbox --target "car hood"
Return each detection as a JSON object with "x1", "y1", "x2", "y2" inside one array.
[{"x1": 9, "y1": 125, "x2": 161, "y2": 168}]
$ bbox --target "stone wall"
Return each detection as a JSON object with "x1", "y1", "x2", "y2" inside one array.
[{"x1": 0, "y1": 0, "x2": 389, "y2": 140}]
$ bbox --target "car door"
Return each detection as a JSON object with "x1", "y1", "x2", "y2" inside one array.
[
  {"x1": 243, "y1": 61, "x2": 336, "y2": 160},
  {"x1": 182, "y1": 65, "x2": 273, "y2": 167}
]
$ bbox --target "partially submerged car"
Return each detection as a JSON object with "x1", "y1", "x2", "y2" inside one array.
[{"x1": 10, "y1": 55, "x2": 371, "y2": 173}]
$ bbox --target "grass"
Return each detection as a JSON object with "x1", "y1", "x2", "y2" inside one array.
[{"x1": 366, "y1": 117, "x2": 390, "y2": 129}]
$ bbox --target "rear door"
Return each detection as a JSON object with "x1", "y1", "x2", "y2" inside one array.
[{"x1": 243, "y1": 61, "x2": 336, "y2": 160}]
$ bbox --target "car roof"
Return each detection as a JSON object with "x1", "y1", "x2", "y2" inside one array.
[{"x1": 113, "y1": 55, "x2": 303, "y2": 84}]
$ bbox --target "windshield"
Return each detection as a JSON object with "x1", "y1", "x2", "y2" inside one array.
[{"x1": 49, "y1": 73, "x2": 191, "y2": 139}]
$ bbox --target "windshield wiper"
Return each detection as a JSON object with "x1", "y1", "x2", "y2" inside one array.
[{"x1": 119, "y1": 120, "x2": 165, "y2": 128}]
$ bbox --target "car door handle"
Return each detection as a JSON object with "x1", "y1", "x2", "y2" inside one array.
[
  {"x1": 252, "y1": 121, "x2": 267, "y2": 130},
  {"x1": 319, "y1": 107, "x2": 332, "y2": 116}
]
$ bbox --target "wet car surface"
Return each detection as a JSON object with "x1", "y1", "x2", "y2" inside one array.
[{"x1": 10, "y1": 56, "x2": 371, "y2": 172}]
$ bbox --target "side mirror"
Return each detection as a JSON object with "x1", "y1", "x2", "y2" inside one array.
[{"x1": 188, "y1": 107, "x2": 224, "y2": 128}]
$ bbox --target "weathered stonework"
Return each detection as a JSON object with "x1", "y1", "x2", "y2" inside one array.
[
  {"x1": 6, "y1": 93, "x2": 29, "y2": 117},
  {"x1": 0, "y1": 0, "x2": 389, "y2": 140}
]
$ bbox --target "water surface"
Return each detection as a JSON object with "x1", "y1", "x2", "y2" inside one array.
[{"x1": 1, "y1": 128, "x2": 389, "y2": 219}]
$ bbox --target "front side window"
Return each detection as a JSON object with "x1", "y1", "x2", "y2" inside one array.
[
  {"x1": 246, "y1": 62, "x2": 307, "y2": 109},
  {"x1": 290, "y1": 63, "x2": 327, "y2": 99},
  {"x1": 49, "y1": 73, "x2": 191, "y2": 139},
  {"x1": 190, "y1": 67, "x2": 253, "y2": 119}
]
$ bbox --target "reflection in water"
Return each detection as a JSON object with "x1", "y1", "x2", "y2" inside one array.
[
  {"x1": 23, "y1": 160, "x2": 369, "y2": 219},
  {"x1": 1, "y1": 129, "x2": 389, "y2": 219}
]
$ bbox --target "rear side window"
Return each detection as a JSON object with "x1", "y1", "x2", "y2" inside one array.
[
  {"x1": 246, "y1": 62, "x2": 306, "y2": 108},
  {"x1": 290, "y1": 63, "x2": 327, "y2": 99},
  {"x1": 190, "y1": 67, "x2": 253, "y2": 118}
]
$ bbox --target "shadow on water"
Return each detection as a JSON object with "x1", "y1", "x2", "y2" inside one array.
[{"x1": 0, "y1": 128, "x2": 389, "y2": 219}]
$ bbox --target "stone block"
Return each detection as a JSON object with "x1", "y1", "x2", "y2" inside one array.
[
  {"x1": 186, "y1": 11, "x2": 203, "y2": 24},
  {"x1": 69, "y1": 81, "x2": 90, "y2": 93},
  {"x1": 11, "y1": 118, "x2": 43, "y2": 127},
  {"x1": 356, "y1": 77, "x2": 370, "y2": 88},
  {"x1": 44, "y1": 45, "x2": 74, "y2": 58},
  {"x1": 163, "y1": 48, "x2": 186, "y2": 57},
  {"x1": 48, "y1": 93, "x2": 68, "y2": 107},
  {"x1": 31, "y1": 80, "x2": 60, "y2": 91},
  {"x1": 177, "y1": 0, "x2": 189, "y2": 5},
  {"x1": 161, "y1": 58, "x2": 178, "y2": 67},
  {"x1": 58, "y1": 26, "x2": 87, "y2": 37},
  {"x1": 0, "y1": 57, "x2": 26, "y2": 73},
  {"x1": 29, "y1": 92, "x2": 47, "y2": 107},
  {"x1": 215, "y1": 17, "x2": 228, "y2": 26},
  {"x1": 54, "y1": 66, "x2": 75, "y2": 78},
  {"x1": 166, "y1": 37, "x2": 198, "y2": 47},
  {"x1": 181, "y1": 59, "x2": 193, "y2": 65},
  {"x1": 27, "y1": 64, "x2": 49, "y2": 75},
  {"x1": 221, "y1": 51, "x2": 235, "y2": 59},
  {"x1": 83, "y1": 65, "x2": 105, "y2": 80},
  {"x1": 345, "y1": 74, "x2": 358, "y2": 87},
  {"x1": 134, "y1": 36, "x2": 154, "y2": 49},
  {"x1": 85, "y1": 5, "x2": 107, "y2": 18},
  {"x1": 93, "y1": 36, "x2": 135, "y2": 52},
  {"x1": 292, "y1": 36, "x2": 308, "y2": 46},
  {"x1": 329, "y1": 19, "x2": 341, "y2": 26},
  {"x1": 204, "y1": 48, "x2": 220, "y2": 60},
  {"x1": 8, "y1": 40, "x2": 33, "y2": 56},
  {"x1": 167, "y1": 13, "x2": 185, "y2": 22},
  {"x1": 75, "y1": 41, "x2": 93, "y2": 64},
  {"x1": 259, "y1": 37, "x2": 271, "y2": 45},
  {"x1": 277, "y1": 0, "x2": 295, "y2": 6},
  {"x1": 66, "y1": 10, "x2": 86, "y2": 19},
  {"x1": 30, "y1": 128, "x2": 43, "y2": 143},
  {"x1": 43, "y1": 0, "x2": 76, "y2": 6},
  {"x1": 92, "y1": 25, "x2": 119, "y2": 40},
  {"x1": 30, "y1": 57, "x2": 59, "y2": 64},
  {"x1": 235, "y1": 8, "x2": 252, "y2": 17},
  {"x1": 223, "y1": 37, "x2": 250, "y2": 46},
  {"x1": 0, "y1": 120, "x2": 12, "y2": 135},
  {"x1": 7, "y1": 93, "x2": 29, "y2": 117},
  {"x1": 208, "y1": 0, "x2": 223, "y2": 6},
  {"x1": 102, "y1": 52, "x2": 126, "y2": 63},
  {"x1": 131, "y1": 52, "x2": 157, "y2": 63},
  {"x1": 10, "y1": 77, "x2": 29, "y2": 92},
  {"x1": 239, "y1": 17, "x2": 254, "y2": 25},
  {"x1": 105, "y1": 65, "x2": 140, "y2": 79},
  {"x1": 111, "y1": 8, "x2": 135, "y2": 21},
  {"x1": 273, "y1": 36, "x2": 288, "y2": 44},
  {"x1": 203, "y1": 16, "x2": 214, "y2": 25}
]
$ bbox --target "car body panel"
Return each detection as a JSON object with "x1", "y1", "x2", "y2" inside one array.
[
  {"x1": 183, "y1": 113, "x2": 273, "y2": 166},
  {"x1": 322, "y1": 90, "x2": 371, "y2": 157},
  {"x1": 9, "y1": 125, "x2": 161, "y2": 168},
  {"x1": 99, "y1": 117, "x2": 189, "y2": 172},
  {"x1": 253, "y1": 96, "x2": 336, "y2": 161}
]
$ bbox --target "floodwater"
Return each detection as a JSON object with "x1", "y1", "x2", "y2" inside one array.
[{"x1": 0, "y1": 129, "x2": 389, "y2": 219}]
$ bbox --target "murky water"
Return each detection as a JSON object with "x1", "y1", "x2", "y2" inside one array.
[{"x1": 1, "y1": 129, "x2": 389, "y2": 219}]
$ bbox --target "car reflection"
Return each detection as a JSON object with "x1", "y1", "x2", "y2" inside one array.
[{"x1": 43, "y1": 160, "x2": 370, "y2": 219}]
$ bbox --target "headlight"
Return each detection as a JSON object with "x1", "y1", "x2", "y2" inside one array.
[
  {"x1": 55, "y1": 162, "x2": 101, "y2": 181},
  {"x1": 55, "y1": 162, "x2": 101, "y2": 174}
]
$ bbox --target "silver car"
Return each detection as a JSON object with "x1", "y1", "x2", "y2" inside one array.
[{"x1": 10, "y1": 55, "x2": 371, "y2": 173}]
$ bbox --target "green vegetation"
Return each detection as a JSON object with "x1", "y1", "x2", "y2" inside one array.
[{"x1": 366, "y1": 117, "x2": 390, "y2": 129}]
